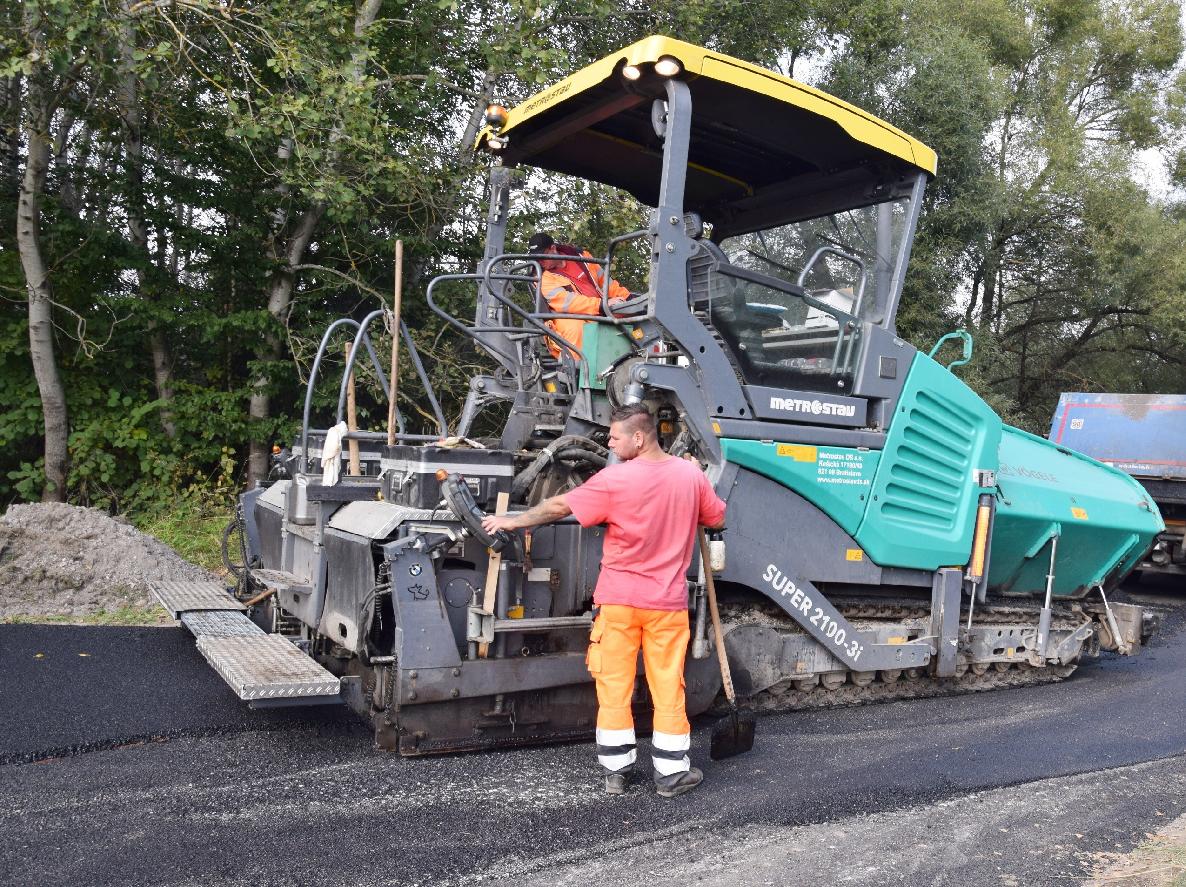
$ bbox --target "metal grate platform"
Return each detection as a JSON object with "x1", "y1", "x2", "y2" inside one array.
[
  {"x1": 195, "y1": 634, "x2": 340, "y2": 701},
  {"x1": 180, "y1": 610, "x2": 265, "y2": 639},
  {"x1": 150, "y1": 580, "x2": 245, "y2": 619}
]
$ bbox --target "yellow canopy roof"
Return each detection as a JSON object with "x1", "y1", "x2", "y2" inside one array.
[{"x1": 478, "y1": 36, "x2": 936, "y2": 228}]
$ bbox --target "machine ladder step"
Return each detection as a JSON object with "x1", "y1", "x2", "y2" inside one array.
[
  {"x1": 152, "y1": 579, "x2": 339, "y2": 707},
  {"x1": 150, "y1": 580, "x2": 245, "y2": 619},
  {"x1": 248, "y1": 568, "x2": 313, "y2": 596},
  {"x1": 196, "y1": 634, "x2": 341, "y2": 706},
  {"x1": 179, "y1": 609, "x2": 265, "y2": 638}
]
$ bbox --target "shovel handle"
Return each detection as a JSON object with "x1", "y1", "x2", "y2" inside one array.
[{"x1": 698, "y1": 528, "x2": 736, "y2": 706}]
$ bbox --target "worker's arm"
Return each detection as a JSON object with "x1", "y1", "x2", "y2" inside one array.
[
  {"x1": 481, "y1": 494, "x2": 573, "y2": 533},
  {"x1": 586, "y1": 254, "x2": 632, "y2": 302},
  {"x1": 688, "y1": 455, "x2": 727, "y2": 529},
  {"x1": 603, "y1": 276, "x2": 631, "y2": 302},
  {"x1": 543, "y1": 281, "x2": 604, "y2": 316}
]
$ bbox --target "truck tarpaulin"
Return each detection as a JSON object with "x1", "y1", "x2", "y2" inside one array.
[{"x1": 1049, "y1": 393, "x2": 1186, "y2": 480}]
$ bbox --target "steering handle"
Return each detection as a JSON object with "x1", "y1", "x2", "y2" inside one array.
[{"x1": 437, "y1": 471, "x2": 514, "y2": 553}]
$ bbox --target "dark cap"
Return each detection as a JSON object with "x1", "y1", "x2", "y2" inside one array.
[{"x1": 527, "y1": 231, "x2": 555, "y2": 254}]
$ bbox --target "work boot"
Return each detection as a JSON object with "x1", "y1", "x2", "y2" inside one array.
[
  {"x1": 605, "y1": 771, "x2": 630, "y2": 795},
  {"x1": 654, "y1": 766, "x2": 703, "y2": 798}
]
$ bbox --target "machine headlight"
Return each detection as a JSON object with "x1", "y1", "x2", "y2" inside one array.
[
  {"x1": 484, "y1": 104, "x2": 509, "y2": 130},
  {"x1": 655, "y1": 56, "x2": 682, "y2": 77}
]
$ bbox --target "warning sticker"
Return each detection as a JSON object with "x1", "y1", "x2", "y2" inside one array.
[
  {"x1": 1071, "y1": 506, "x2": 1088, "y2": 520},
  {"x1": 777, "y1": 444, "x2": 817, "y2": 462},
  {"x1": 846, "y1": 549, "x2": 864, "y2": 562}
]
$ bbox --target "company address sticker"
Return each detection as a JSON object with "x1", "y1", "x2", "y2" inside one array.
[{"x1": 817, "y1": 449, "x2": 871, "y2": 487}]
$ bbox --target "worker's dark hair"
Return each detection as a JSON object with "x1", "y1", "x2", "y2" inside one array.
[{"x1": 610, "y1": 403, "x2": 656, "y2": 436}]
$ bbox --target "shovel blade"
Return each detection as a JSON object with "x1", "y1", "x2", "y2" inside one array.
[{"x1": 709, "y1": 706, "x2": 756, "y2": 760}]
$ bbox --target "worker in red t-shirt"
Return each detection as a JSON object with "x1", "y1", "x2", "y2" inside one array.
[{"x1": 482, "y1": 404, "x2": 727, "y2": 797}]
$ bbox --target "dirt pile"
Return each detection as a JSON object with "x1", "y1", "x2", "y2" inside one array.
[{"x1": 0, "y1": 503, "x2": 218, "y2": 621}]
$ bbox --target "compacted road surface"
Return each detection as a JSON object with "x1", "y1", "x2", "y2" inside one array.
[{"x1": 2, "y1": 582, "x2": 1183, "y2": 886}]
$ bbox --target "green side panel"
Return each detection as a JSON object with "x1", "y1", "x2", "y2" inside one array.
[
  {"x1": 987, "y1": 426, "x2": 1163, "y2": 596},
  {"x1": 720, "y1": 439, "x2": 880, "y2": 535},
  {"x1": 854, "y1": 352, "x2": 1002, "y2": 570},
  {"x1": 578, "y1": 323, "x2": 634, "y2": 390}
]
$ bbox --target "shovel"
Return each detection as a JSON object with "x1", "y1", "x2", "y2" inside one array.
[{"x1": 698, "y1": 529, "x2": 756, "y2": 760}]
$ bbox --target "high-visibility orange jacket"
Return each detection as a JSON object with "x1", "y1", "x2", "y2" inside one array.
[{"x1": 540, "y1": 250, "x2": 631, "y2": 359}]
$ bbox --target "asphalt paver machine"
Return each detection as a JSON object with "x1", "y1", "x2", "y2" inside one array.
[{"x1": 153, "y1": 37, "x2": 1162, "y2": 755}]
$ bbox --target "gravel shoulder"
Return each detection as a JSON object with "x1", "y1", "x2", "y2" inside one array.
[
  {"x1": 0, "y1": 503, "x2": 217, "y2": 622},
  {"x1": 506, "y1": 755, "x2": 1186, "y2": 887}
]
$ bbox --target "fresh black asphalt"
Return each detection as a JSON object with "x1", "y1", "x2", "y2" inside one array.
[
  {"x1": 0, "y1": 624, "x2": 355, "y2": 764},
  {"x1": 2, "y1": 581, "x2": 1184, "y2": 886}
]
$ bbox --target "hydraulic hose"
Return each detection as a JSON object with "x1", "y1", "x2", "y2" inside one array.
[
  {"x1": 553, "y1": 447, "x2": 607, "y2": 468},
  {"x1": 510, "y1": 435, "x2": 608, "y2": 502}
]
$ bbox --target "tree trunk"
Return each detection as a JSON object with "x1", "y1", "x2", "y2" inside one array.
[
  {"x1": 118, "y1": 1, "x2": 176, "y2": 438},
  {"x1": 1, "y1": 74, "x2": 20, "y2": 201},
  {"x1": 246, "y1": 0, "x2": 381, "y2": 485},
  {"x1": 980, "y1": 245, "x2": 998, "y2": 329},
  {"x1": 964, "y1": 269, "x2": 981, "y2": 328},
  {"x1": 17, "y1": 81, "x2": 69, "y2": 502},
  {"x1": 247, "y1": 201, "x2": 325, "y2": 483}
]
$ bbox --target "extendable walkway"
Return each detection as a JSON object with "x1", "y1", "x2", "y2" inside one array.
[{"x1": 150, "y1": 580, "x2": 340, "y2": 707}]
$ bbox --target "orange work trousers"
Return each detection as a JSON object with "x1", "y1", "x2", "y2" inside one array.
[{"x1": 585, "y1": 604, "x2": 691, "y2": 736}]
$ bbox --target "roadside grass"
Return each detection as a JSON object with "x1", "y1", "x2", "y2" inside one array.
[
  {"x1": 2, "y1": 605, "x2": 172, "y2": 626},
  {"x1": 1087, "y1": 814, "x2": 1186, "y2": 886},
  {"x1": 132, "y1": 492, "x2": 233, "y2": 576}
]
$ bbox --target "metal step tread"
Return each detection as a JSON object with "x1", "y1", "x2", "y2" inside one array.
[
  {"x1": 180, "y1": 610, "x2": 265, "y2": 639},
  {"x1": 249, "y1": 568, "x2": 313, "y2": 593},
  {"x1": 196, "y1": 634, "x2": 340, "y2": 701},
  {"x1": 150, "y1": 580, "x2": 245, "y2": 619}
]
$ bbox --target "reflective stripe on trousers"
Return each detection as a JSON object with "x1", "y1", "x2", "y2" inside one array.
[
  {"x1": 596, "y1": 725, "x2": 637, "y2": 773},
  {"x1": 651, "y1": 729, "x2": 691, "y2": 776}
]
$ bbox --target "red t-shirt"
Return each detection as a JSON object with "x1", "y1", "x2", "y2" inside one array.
[{"x1": 563, "y1": 456, "x2": 727, "y2": 610}]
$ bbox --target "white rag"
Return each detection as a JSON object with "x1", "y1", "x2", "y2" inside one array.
[{"x1": 321, "y1": 421, "x2": 349, "y2": 486}]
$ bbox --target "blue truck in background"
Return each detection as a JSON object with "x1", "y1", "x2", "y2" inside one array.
[{"x1": 1050, "y1": 393, "x2": 1186, "y2": 578}]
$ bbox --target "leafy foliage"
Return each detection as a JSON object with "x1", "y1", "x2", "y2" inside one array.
[{"x1": 1, "y1": 0, "x2": 1183, "y2": 518}]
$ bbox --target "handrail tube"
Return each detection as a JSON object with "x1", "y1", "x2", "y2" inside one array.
[
  {"x1": 480, "y1": 255, "x2": 542, "y2": 309},
  {"x1": 794, "y1": 245, "x2": 867, "y2": 377},
  {"x1": 336, "y1": 309, "x2": 392, "y2": 427},
  {"x1": 301, "y1": 306, "x2": 445, "y2": 474},
  {"x1": 398, "y1": 317, "x2": 448, "y2": 436},
  {"x1": 601, "y1": 229, "x2": 648, "y2": 316},
  {"x1": 716, "y1": 263, "x2": 856, "y2": 323},
  {"x1": 796, "y1": 245, "x2": 867, "y2": 293},
  {"x1": 302, "y1": 318, "x2": 360, "y2": 472},
  {"x1": 425, "y1": 273, "x2": 520, "y2": 367},
  {"x1": 303, "y1": 318, "x2": 394, "y2": 471},
  {"x1": 485, "y1": 253, "x2": 633, "y2": 328},
  {"x1": 480, "y1": 270, "x2": 590, "y2": 378},
  {"x1": 712, "y1": 262, "x2": 863, "y2": 382},
  {"x1": 428, "y1": 271, "x2": 588, "y2": 376}
]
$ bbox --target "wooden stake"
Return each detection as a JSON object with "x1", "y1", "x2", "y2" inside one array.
[
  {"x1": 477, "y1": 491, "x2": 510, "y2": 659},
  {"x1": 343, "y1": 343, "x2": 361, "y2": 476},
  {"x1": 386, "y1": 238, "x2": 404, "y2": 448}
]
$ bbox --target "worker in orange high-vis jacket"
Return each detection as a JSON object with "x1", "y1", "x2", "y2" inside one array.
[
  {"x1": 527, "y1": 231, "x2": 633, "y2": 360},
  {"x1": 482, "y1": 403, "x2": 727, "y2": 797}
]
